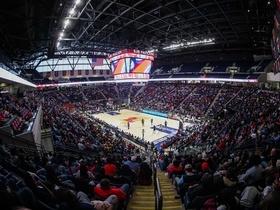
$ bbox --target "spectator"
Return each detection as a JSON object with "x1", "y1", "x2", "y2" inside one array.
[
  {"x1": 94, "y1": 179, "x2": 130, "y2": 201},
  {"x1": 262, "y1": 175, "x2": 275, "y2": 198},
  {"x1": 239, "y1": 186, "x2": 261, "y2": 209},
  {"x1": 74, "y1": 164, "x2": 95, "y2": 180},
  {"x1": 158, "y1": 156, "x2": 170, "y2": 171},
  {"x1": 201, "y1": 162, "x2": 213, "y2": 175},
  {"x1": 185, "y1": 173, "x2": 215, "y2": 208},
  {"x1": 258, "y1": 174, "x2": 280, "y2": 209},
  {"x1": 23, "y1": 171, "x2": 57, "y2": 208},
  {"x1": 166, "y1": 159, "x2": 183, "y2": 178},
  {"x1": 123, "y1": 156, "x2": 139, "y2": 174},
  {"x1": 78, "y1": 141, "x2": 86, "y2": 150},
  {"x1": 17, "y1": 149, "x2": 36, "y2": 173},
  {"x1": 137, "y1": 162, "x2": 152, "y2": 186},
  {"x1": 56, "y1": 187, "x2": 117, "y2": 210},
  {"x1": 104, "y1": 157, "x2": 117, "y2": 176},
  {"x1": 238, "y1": 154, "x2": 263, "y2": 186},
  {"x1": 0, "y1": 180, "x2": 38, "y2": 210},
  {"x1": 0, "y1": 138, "x2": 10, "y2": 158},
  {"x1": 213, "y1": 167, "x2": 237, "y2": 192},
  {"x1": 262, "y1": 156, "x2": 278, "y2": 177},
  {"x1": 174, "y1": 164, "x2": 201, "y2": 202},
  {"x1": 120, "y1": 164, "x2": 136, "y2": 183}
]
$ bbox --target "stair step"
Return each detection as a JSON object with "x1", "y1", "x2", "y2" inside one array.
[
  {"x1": 160, "y1": 185, "x2": 174, "y2": 189},
  {"x1": 132, "y1": 194, "x2": 154, "y2": 199},
  {"x1": 134, "y1": 188, "x2": 154, "y2": 192},
  {"x1": 127, "y1": 206, "x2": 154, "y2": 210},
  {"x1": 128, "y1": 200, "x2": 154, "y2": 205},
  {"x1": 133, "y1": 188, "x2": 154, "y2": 193},
  {"x1": 127, "y1": 168, "x2": 184, "y2": 210},
  {"x1": 163, "y1": 206, "x2": 184, "y2": 210}
]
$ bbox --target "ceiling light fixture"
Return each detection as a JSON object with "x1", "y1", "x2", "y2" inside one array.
[
  {"x1": 163, "y1": 38, "x2": 215, "y2": 50},
  {"x1": 56, "y1": 0, "x2": 81, "y2": 49}
]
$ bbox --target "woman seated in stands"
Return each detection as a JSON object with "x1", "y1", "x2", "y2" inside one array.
[
  {"x1": 120, "y1": 164, "x2": 137, "y2": 183},
  {"x1": 137, "y1": 162, "x2": 153, "y2": 186}
]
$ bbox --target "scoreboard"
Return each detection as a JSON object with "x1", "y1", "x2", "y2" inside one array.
[{"x1": 108, "y1": 49, "x2": 156, "y2": 80}]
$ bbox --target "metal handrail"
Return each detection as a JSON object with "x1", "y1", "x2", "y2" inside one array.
[
  {"x1": 155, "y1": 178, "x2": 163, "y2": 210},
  {"x1": 0, "y1": 129, "x2": 45, "y2": 156},
  {"x1": 150, "y1": 154, "x2": 162, "y2": 210}
]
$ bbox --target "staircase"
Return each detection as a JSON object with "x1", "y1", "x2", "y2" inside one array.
[
  {"x1": 127, "y1": 170, "x2": 184, "y2": 210},
  {"x1": 205, "y1": 88, "x2": 222, "y2": 116},
  {"x1": 127, "y1": 184, "x2": 155, "y2": 210},
  {"x1": 157, "y1": 170, "x2": 184, "y2": 210}
]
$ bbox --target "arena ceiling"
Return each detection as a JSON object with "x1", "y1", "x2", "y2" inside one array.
[{"x1": 0, "y1": 0, "x2": 275, "y2": 70}]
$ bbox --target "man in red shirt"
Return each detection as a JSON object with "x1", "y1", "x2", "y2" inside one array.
[
  {"x1": 104, "y1": 157, "x2": 117, "y2": 176},
  {"x1": 94, "y1": 179, "x2": 130, "y2": 201},
  {"x1": 167, "y1": 159, "x2": 183, "y2": 178}
]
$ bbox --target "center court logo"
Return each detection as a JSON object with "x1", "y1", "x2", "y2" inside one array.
[{"x1": 124, "y1": 117, "x2": 137, "y2": 123}]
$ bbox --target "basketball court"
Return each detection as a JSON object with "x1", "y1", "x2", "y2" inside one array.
[{"x1": 91, "y1": 109, "x2": 181, "y2": 148}]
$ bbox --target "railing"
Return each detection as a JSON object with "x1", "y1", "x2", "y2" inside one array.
[
  {"x1": 0, "y1": 128, "x2": 46, "y2": 156},
  {"x1": 153, "y1": 157, "x2": 157, "y2": 190},
  {"x1": 54, "y1": 143, "x2": 99, "y2": 158},
  {"x1": 155, "y1": 178, "x2": 163, "y2": 210},
  {"x1": 151, "y1": 154, "x2": 162, "y2": 210}
]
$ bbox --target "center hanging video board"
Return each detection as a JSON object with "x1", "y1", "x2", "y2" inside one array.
[{"x1": 108, "y1": 49, "x2": 156, "y2": 80}]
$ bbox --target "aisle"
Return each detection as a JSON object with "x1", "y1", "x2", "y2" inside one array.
[{"x1": 127, "y1": 169, "x2": 184, "y2": 210}]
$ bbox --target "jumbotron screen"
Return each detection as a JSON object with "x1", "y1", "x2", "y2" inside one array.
[{"x1": 108, "y1": 49, "x2": 155, "y2": 80}]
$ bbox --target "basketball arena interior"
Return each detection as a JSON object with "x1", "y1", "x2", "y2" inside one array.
[{"x1": 0, "y1": 1, "x2": 280, "y2": 210}]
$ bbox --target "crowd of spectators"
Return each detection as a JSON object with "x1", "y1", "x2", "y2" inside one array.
[
  {"x1": 3, "y1": 83, "x2": 279, "y2": 161},
  {"x1": 179, "y1": 84, "x2": 220, "y2": 116},
  {"x1": 1, "y1": 82, "x2": 280, "y2": 209},
  {"x1": 157, "y1": 146, "x2": 280, "y2": 209},
  {"x1": 0, "y1": 89, "x2": 39, "y2": 134},
  {"x1": 82, "y1": 85, "x2": 106, "y2": 102},
  {"x1": 0, "y1": 142, "x2": 154, "y2": 209}
]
